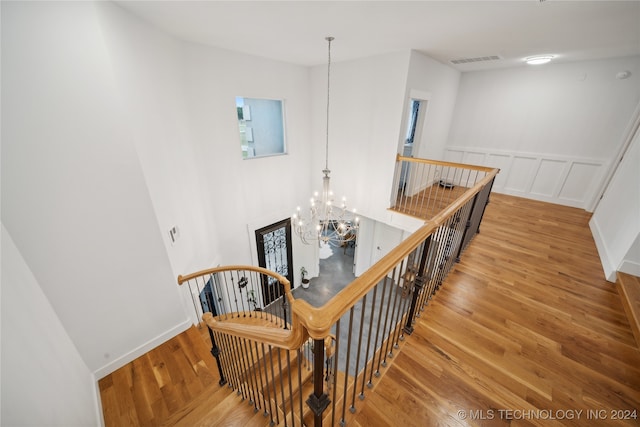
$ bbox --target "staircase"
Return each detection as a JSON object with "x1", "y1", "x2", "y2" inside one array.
[
  {"x1": 617, "y1": 272, "x2": 640, "y2": 347},
  {"x1": 174, "y1": 158, "x2": 499, "y2": 426},
  {"x1": 159, "y1": 329, "x2": 396, "y2": 427}
]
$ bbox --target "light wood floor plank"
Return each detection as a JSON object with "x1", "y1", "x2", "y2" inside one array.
[
  {"x1": 355, "y1": 194, "x2": 640, "y2": 426},
  {"x1": 100, "y1": 194, "x2": 640, "y2": 426}
]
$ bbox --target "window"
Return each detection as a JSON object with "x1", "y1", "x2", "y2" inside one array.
[{"x1": 236, "y1": 97, "x2": 286, "y2": 159}]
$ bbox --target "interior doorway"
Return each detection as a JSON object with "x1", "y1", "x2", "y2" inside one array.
[
  {"x1": 399, "y1": 98, "x2": 427, "y2": 193},
  {"x1": 255, "y1": 218, "x2": 293, "y2": 305}
]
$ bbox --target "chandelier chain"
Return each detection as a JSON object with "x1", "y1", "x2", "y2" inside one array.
[
  {"x1": 325, "y1": 36, "x2": 333, "y2": 172},
  {"x1": 292, "y1": 36, "x2": 359, "y2": 247}
]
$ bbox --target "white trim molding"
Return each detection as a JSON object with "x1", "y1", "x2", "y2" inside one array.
[
  {"x1": 444, "y1": 146, "x2": 608, "y2": 211},
  {"x1": 93, "y1": 320, "x2": 192, "y2": 379},
  {"x1": 589, "y1": 219, "x2": 618, "y2": 282}
]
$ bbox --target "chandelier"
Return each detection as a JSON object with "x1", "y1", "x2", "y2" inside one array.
[{"x1": 292, "y1": 37, "x2": 359, "y2": 247}]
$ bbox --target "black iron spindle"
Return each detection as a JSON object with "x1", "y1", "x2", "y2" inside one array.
[
  {"x1": 307, "y1": 338, "x2": 330, "y2": 427},
  {"x1": 404, "y1": 236, "x2": 432, "y2": 334}
]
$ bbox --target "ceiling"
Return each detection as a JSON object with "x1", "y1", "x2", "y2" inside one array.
[{"x1": 115, "y1": 1, "x2": 640, "y2": 71}]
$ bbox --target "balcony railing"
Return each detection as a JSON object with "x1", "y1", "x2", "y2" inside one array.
[{"x1": 178, "y1": 157, "x2": 499, "y2": 426}]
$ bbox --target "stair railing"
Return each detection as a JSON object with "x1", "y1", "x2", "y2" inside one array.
[
  {"x1": 391, "y1": 154, "x2": 496, "y2": 220},
  {"x1": 178, "y1": 266, "x2": 304, "y2": 386},
  {"x1": 178, "y1": 159, "x2": 499, "y2": 426},
  {"x1": 292, "y1": 162, "x2": 498, "y2": 426}
]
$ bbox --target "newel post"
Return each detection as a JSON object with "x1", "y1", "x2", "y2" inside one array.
[
  {"x1": 455, "y1": 193, "x2": 478, "y2": 262},
  {"x1": 307, "y1": 338, "x2": 330, "y2": 427},
  {"x1": 207, "y1": 328, "x2": 227, "y2": 386},
  {"x1": 404, "y1": 235, "x2": 432, "y2": 335}
]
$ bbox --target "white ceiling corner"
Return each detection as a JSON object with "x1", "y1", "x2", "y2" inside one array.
[{"x1": 114, "y1": 1, "x2": 640, "y2": 71}]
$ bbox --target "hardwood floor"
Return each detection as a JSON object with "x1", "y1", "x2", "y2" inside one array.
[
  {"x1": 617, "y1": 272, "x2": 640, "y2": 347},
  {"x1": 350, "y1": 194, "x2": 640, "y2": 426},
  {"x1": 99, "y1": 194, "x2": 640, "y2": 426},
  {"x1": 393, "y1": 183, "x2": 470, "y2": 219},
  {"x1": 98, "y1": 325, "x2": 232, "y2": 427}
]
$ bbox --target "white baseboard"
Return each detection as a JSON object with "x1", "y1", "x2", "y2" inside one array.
[
  {"x1": 619, "y1": 260, "x2": 640, "y2": 277},
  {"x1": 93, "y1": 374, "x2": 105, "y2": 427},
  {"x1": 495, "y1": 188, "x2": 584, "y2": 209},
  {"x1": 93, "y1": 319, "x2": 192, "y2": 380},
  {"x1": 589, "y1": 218, "x2": 617, "y2": 282}
]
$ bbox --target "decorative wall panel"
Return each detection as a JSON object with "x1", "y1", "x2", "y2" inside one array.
[
  {"x1": 531, "y1": 159, "x2": 565, "y2": 197},
  {"x1": 505, "y1": 156, "x2": 538, "y2": 193},
  {"x1": 444, "y1": 146, "x2": 607, "y2": 210}
]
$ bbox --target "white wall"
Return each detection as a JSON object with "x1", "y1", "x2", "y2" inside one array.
[
  {"x1": 98, "y1": 2, "x2": 219, "y2": 279},
  {"x1": 620, "y1": 234, "x2": 640, "y2": 277},
  {"x1": 403, "y1": 51, "x2": 461, "y2": 160},
  {"x1": 354, "y1": 215, "x2": 406, "y2": 277},
  {"x1": 445, "y1": 56, "x2": 640, "y2": 210},
  {"x1": 590, "y1": 128, "x2": 640, "y2": 281},
  {"x1": 182, "y1": 39, "x2": 316, "y2": 282},
  {"x1": 309, "y1": 51, "x2": 411, "y2": 225},
  {"x1": 1, "y1": 1, "x2": 189, "y2": 378},
  {"x1": 1, "y1": 225, "x2": 99, "y2": 426}
]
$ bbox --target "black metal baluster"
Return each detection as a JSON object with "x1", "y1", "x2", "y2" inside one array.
[
  {"x1": 208, "y1": 329, "x2": 226, "y2": 386},
  {"x1": 371, "y1": 276, "x2": 389, "y2": 380},
  {"x1": 267, "y1": 345, "x2": 280, "y2": 426},
  {"x1": 330, "y1": 321, "x2": 340, "y2": 427},
  {"x1": 350, "y1": 295, "x2": 367, "y2": 412},
  {"x1": 260, "y1": 343, "x2": 275, "y2": 424},
  {"x1": 252, "y1": 341, "x2": 268, "y2": 418},
  {"x1": 285, "y1": 349, "x2": 295, "y2": 427},
  {"x1": 307, "y1": 337, "x2": 330, "y2": 427},
  {"x1": 297, "y1": 348, "x2": 304, "y2": 427},
  {"x1": 385, "y1": 262, "x2": 404, "y2": 360},
  {"x1": 242, "y1": 338, "x2": 258, "y2": 411},
  {"x1": 340, "y1": 308, "x2": 355, "y2": 426},
  {"x1": 404, "y1": 236, "x2": 432, "y2": 335},
  {"x1": 456, "y1": 193, "x2": 479, "y2": 262},
  {"x1": 360, "y1": 282, "x2": 378, "y2": 397}
]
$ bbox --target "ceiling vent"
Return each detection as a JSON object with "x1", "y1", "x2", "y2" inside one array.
[{"x1": 450, "y1": 55, "x2": 502, "y2": 65}]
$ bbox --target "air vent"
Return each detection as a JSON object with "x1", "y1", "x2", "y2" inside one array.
[{"x1": 450, "y1": 55, "x2": 502, "y2": 65}]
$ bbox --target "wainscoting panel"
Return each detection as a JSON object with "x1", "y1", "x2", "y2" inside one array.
[
  {"x1": 463, "y1": 151, "x2": 487, "y2": 166},
  {"x1": 486, "y1": 153, "x2": 511, "y2": 190},
  {"x1": 531, "y1": 159, "x2": 566, "y2": 197},
  {"x1": 445, "y1": 149, "x2": 464, "y2": 163},
  {"x1": 505, "y1": 156, "x2": 538, "y2": 193},
  {"x1": 558, "y1": 161, "x2": 603, "y2": 204},
  {"x1": 444, "y1": 146, "x2": 608, "y2": 210}
]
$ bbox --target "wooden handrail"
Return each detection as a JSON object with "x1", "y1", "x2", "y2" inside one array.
[
  {"x1": 181, "y1": 265, "x2": 301, "y2": 349},
  {"x1": 395, "y1": 153, "x2": 497, "y2": 173},
  {"x1": 176, "y1": 159, "x2": 498, "y2": 427},
  {"x1": 179, "y1": 165, "x2": 498, "y2": 342},
  {"x1": 178, "y1": 264, "x2": 293, "y2": 304},
  {"x1": 293, "y1": 167, "x2": 499, "y2": 339},
  {"x1": 178, "y1": 264, "x2": 289, "y2": 286},
  {"x1": 202, "y1": 312, "x2": 309, "y2": 350}
]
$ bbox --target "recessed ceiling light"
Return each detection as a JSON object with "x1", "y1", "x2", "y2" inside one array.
[{"x1": 525, "y1": 55, "x2": 554, "y2": 65}]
